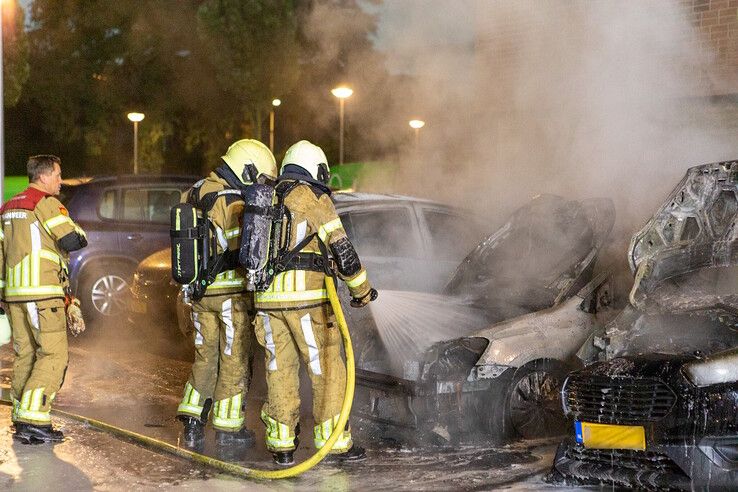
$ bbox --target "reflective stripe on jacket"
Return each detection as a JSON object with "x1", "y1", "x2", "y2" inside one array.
[
  {"x1": 0, "y1": 187, "x2": 84, "y2": 302},
  {"x1": 254, "y1": 182, "x2": 371, "y2": 309}
]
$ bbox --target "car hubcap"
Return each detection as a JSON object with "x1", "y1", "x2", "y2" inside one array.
[
  {"x1": 91, "y1": 274, "x2": 128, "y2": 316},
  {"x1": 509, "y1": 371, "x2": 564, "y2": 439}
]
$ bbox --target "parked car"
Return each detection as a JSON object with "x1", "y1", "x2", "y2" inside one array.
[
  {"x1": 127, "y1": 191, "x2": 483, "y2": 334},
  {"x1": 60, "y1": 175, "x2": 196, "y2": 323},
  {"x1": 352, "y1": 194, "x2": 616, "y2": 443},
  {"x1": 550, "y1": 160, "x2": 738, "y2": 489}
]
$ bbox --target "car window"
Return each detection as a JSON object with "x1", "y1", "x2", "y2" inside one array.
[
  {"x1": 122, "y1": 188, "x2": 181, "y2": 223},
  {"x1": 346, "y1": 208, "x2": 418, "y2": 257},
  {"x1": 99, "y1": 189, "x2": 116, "y2": 219},
  {"x1": 423, "y1": 210, "x2": 477, "y2": 260}
]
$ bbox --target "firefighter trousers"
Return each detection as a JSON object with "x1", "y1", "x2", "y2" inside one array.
[
  {"x1": 177, "y1": 294, "x2": 254, "y2": 432},
  {"x1": 254, "y1": 303, "x2": 353, "y2": 453},
  {"x1": 9, "y1": 298, "x2": 68, "y2": 426}
]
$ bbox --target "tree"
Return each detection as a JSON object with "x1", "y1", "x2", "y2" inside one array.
[
  {"x1": 18, "y1": 1, "x2": 204, "y2": 175},
  {"x1": 195, "y1": 0, "x2": 301, "y2": 158},
  {"x1": 272, "y1": 0, "x2": 411, "y2": 162},
  {"x1": 3, "y1": 1, "x2": 29, "y2": 107}
]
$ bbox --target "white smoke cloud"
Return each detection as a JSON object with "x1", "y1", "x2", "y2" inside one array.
[{"x1": 366, "y1": 0, "x2": 737, "y2": 238}]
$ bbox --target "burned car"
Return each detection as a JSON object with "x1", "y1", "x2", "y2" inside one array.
[
  {"x1": 550, "y1": 160, "x2": 738, "y2": 489},
  {"x1": 352, "y1": 194, "x2": 616, "y2": 443}
]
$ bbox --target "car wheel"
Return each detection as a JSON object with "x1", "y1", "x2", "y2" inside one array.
[
  {"x1": 478, "y1": 360, "x2": 568, "y2": 441},
  {"x1": 507, "y1": 363, "x2": 567, "y2": 439},
  {"x1": 79, "y1": 264, "x2": 131, "y2": 321}
]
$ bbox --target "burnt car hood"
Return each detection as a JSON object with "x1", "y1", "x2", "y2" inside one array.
[
  {"x1": 586, "y1": 160, "x2": 738, "y2": 362},
  {"x1": 444, "y1": 194, "x2": 614, "y2": 321},
  {"x1": 629, "y1": 160, "x2": 738, "y2": 314}
]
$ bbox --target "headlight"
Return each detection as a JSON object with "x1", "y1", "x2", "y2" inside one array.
[{"x1": 683, "y1": 348, "x2": 738, "y2": 387}]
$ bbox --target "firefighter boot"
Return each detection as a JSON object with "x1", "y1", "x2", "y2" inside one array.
[
  {"x1": 215, "y1": 427, "x2": 255, "y2": 447},
  {"x1": 272, "y1": 449, "x2": 295, "y2": 466},
  {"x1": 272, "y1": 433, "x2": 299, "y2": 466},
  {"x1": 179, "y1": 416, "x2": 205, "y2": 449},
  {"x1": 13, "y1": 423, "x2": 64, "y2": 444},
  {"x1": 322, "y1": 445, "x2": 367, "y2": 463}
]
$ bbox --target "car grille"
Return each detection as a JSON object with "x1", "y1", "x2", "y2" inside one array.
[
  {"x1": 564, "y1": 445, "x2": 684, "y2": 475},
  {"x1": 564, "y1": 374, "x2": 676, "y2": 424}
]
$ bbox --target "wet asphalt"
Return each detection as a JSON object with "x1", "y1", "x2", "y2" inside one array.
[{"x1": 0, "y1": 317, "x2": 574, "y2": 491}]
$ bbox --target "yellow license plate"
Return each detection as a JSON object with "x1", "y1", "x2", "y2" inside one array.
[
  {"x1": 575, "y1": 421, "x2": 646, "y2": 450},
  {"x1": 129, "y1": 299, "x2": 147, "y2": 314}
]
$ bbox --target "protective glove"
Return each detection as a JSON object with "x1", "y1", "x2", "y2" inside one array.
[
  {"x1": 66, "y1": 297, "x2": 86, "y2": 337},
  {"x1": 350, "y1": 288, "x2": 378, "y2": 308},
  {"x1": 0, "y1": 309, "x2": 10, "y2": 346}
]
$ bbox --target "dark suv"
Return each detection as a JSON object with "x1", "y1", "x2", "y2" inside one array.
[{"x1": 62, "y1": 175, "x2": 196, "y2": 322}]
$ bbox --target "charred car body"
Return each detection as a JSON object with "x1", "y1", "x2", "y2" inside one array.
[
  {"x1": 352, "y1": 194, "x2": 616, "y2": 443},
  {"x1": 551, "y1": 160, "x2": 738, "y2": 489}
]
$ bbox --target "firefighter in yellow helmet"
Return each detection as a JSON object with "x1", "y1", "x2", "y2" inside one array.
[
  {"x1": 176, "y1": 139, "x2": 277, "y2": 450},
  {"x1": 1, "y1": 155, "x2": 88, "y2": 443},
  {"x1": 253, "y1": 140, "x2": 377, "y2": 465}
]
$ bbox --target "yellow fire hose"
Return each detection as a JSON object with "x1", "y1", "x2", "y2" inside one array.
[{"x1": 0, "y1": 275, "x2": 355, "y2": 480}]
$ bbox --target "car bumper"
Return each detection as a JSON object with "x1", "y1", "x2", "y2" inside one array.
[
  {"x1": 549, "y1": 436, "x2": 738, "y2": 489},
  {"x1": 127, "y1": 282, "x2": 177, "y2": 326}
]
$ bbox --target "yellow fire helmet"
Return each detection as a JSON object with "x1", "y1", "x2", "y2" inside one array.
[
  {"x1": 281, "y1": 140, "x2": 330, "y2": 184},
  {"x1": 221, "y1": 139, "x2": 278, "y2": 184}
]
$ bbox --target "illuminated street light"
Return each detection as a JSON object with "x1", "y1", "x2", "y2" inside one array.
[
  {"x1": 409, "y1": 119, "x2": 426, "y2": 148},
  {"x1": 331, "y1": 86, "x2": 353, "y2": 165},
  {"x1": 409, "y1": 119, "x2": 425, "y2": 130},
  {"x1": 127, "y1": 112, "x2": 145, "y2": 174},
  {"x1": 269, "y1": 98, "x2": 281, "y2": 153},
  {"x1": 331, "y1": 87, "x2": 353, "y2": 99}
]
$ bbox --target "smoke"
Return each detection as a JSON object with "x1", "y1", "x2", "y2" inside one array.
[{"x1": 309, "y1": 1, "x2": 738, "y2": 242}]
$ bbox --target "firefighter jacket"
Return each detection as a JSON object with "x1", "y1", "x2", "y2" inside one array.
[
  {"x1": 187, "y1": 171, "x2": 247, "y2": 296},
  {"x1": 254, "y1": 180, "x2": 371, "y2": 310},
  {"x1": 0, "y1": 186, "x2": 87, "y2": 302}
]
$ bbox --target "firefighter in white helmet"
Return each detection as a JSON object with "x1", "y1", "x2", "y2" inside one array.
[
  {"x1": 176, "y1": 139, "x2": 278, "y2": 451},
  {"x1": 253, "y1": 140, "x2": 377, "y2": 465}
]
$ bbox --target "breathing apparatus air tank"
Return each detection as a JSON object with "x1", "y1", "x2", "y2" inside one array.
[{"x1": 239, "y1": 182, "x2": 280, "y2": 291}]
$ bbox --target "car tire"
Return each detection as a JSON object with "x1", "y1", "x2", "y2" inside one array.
[
  {"x1": 479, "y1": 360, "x2": 569, "y2": 441},
  {"x1": 78, "y1": 263, "x2": 132, "y2": 324}
]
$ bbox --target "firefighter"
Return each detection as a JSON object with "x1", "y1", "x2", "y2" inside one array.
[
  {"x1": 253, "y1": 140, "x2": 378, "y2": 466},
  {"x1": 176, "y1": 139, "x2": 278, "y2": 449},
  {"x1": 1, "y1": 155, "x2": 87, "y2": 444}
]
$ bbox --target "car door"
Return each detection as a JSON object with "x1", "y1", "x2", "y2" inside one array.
[
  {"x1": 338, "y1": 203, "x2": 430, "y2": 292},
  {"x1": 117, "y1": 186, "x2": 183, "y2": 262}
]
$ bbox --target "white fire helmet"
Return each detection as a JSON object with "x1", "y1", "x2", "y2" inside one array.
[{"x1": 280, "y1": 140, "x2": 330, "y2": 184}]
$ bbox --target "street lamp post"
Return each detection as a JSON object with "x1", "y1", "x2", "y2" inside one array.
[
  {"x1": 331, "y1": 86, "x2": 353, "y2": 166},
  {"x1": 127, "y1": 112, "x2": 145, "y2": 174},
  {"x1": 409, "y1": 119, "x2": 425, "y2": 150},
  {"x1": 269, "y1": 98, "x2": 281, "y2": 153}
]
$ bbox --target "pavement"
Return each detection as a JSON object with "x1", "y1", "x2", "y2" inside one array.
[{"x1": 0, "y1": 321, "x2": 574, "y2": 491}]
